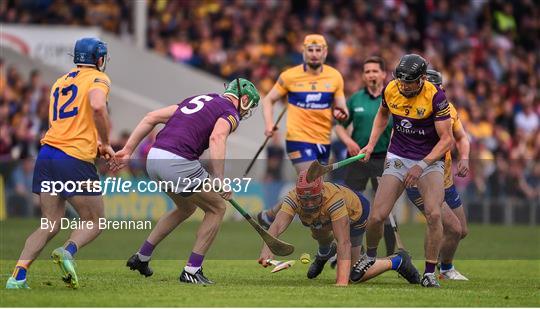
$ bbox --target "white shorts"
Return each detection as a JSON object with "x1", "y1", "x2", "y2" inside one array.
[
  {"x1": 146, "y1": 147, "x2": 209, "y2": 196},
  {"x1": 382, "y1": 152, "x2": 444, "y2": 182}
]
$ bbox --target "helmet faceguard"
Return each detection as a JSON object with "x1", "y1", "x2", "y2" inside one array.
[
  {"x1": 224, "y1": 78, "x2": 260, "y2": 120},
  {"x1": 296, "y1": 170, "x2": 323, "y2": 213},
  {"x1": 394, "y1": 54, "x2": 428, "y2": 98}
]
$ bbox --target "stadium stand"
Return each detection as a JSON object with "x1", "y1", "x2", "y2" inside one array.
[{"x1": 1, "y1": 0, "x2": 538, "y2": 223}]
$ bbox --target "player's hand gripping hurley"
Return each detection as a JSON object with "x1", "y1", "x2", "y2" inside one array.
[{"x1": 306, "y1": 153, "x2": 366, "y2": 182}]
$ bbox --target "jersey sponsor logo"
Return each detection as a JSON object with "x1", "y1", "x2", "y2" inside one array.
[
  {"x1": 395, "y1": 119, "x2": 426, "y2": 135},
  {"x1": 354, "y1": 107, "x2": 365, "y2": 113},
  {"x1": 306, "y1": 93, "x2": 322, "y2": 103},
  {"x1": 400, "y1": 119, "x2": 413, "y2": 129}
]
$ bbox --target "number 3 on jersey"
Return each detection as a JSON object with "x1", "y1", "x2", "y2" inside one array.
[
  {"x1": 180, "y1": 95, "x2": 212, "y2": 114},
  {"x1": 52, "y1": 84, "x2": 79, "y2": 121}
]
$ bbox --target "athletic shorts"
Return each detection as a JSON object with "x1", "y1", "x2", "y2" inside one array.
[
  {"x1": 32, "y1": 144, "x2": 100, "y2": 198},
  {"x1": 146, "y1": 147, "x2": 209, "y2": 197},
  {"x1": 349, "y1": 191, "x2": 371, "y2": 247},
  {"x1": 406, "y1": 184, "x2": 463, "y2": 211},
  {"x1": 345, "y1": 153, "x2": 386, "y2": 191},
  {"x1": 383, "y1": 152, "x2": 444, "y2": 181},
  {"x1": 285, "y1": 140, "x2": 330, "y2": 165}
]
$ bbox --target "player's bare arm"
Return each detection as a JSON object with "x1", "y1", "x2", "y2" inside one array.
[
  {"x1": 404, "y1": 118, "x2": 454, "y2": 188},
  {"x1": 453, "y1": 123, "x2": 470, "y2": 177},
  {"x1": 209, "y1": 118, "x2": 232, "y2": 199},
  {"x1": 89, "y1": 88, "x2": 114, "y2": 159},
  {"x1": 331, "y1": 215, "x2": 351, "y2": 286},
  {"x1": 332, "y1": 96, "x2": 349, "y2": 122},
  {"x1": 258, "y1": 210, "x2": 294, "y2": 266},
  {"x1": 335, "y1": 124, "x2": 360, "y2": 156},
  {"x1": 114, "y1": 104, "x2": 178, "y2": 169},
  {"x1": 262, "y1": 86, "x2": 284, "y2": 137},
  {"x1": 360, "y1": 105, "x2": 390, "y2": 161}
]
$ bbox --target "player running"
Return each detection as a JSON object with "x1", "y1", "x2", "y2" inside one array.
[
  {"x1": 258, "y1": 34, "x2": 348, "y2": 228},
  {"x1": 258, "y1": 171, "x2": 420, "y2": 286},
  {"x1": 6, "y1": 38, "x2": 115, "y2": 289},
  {"x1": 406, "y1": 69, "x2": 470, "y2": 280},
  {"x1": 116, "y1": 78, "x2": 260, "y2": 285},
  {"x1": 335, "y1": 56, "x2": 397, "y2": 256},
  {"x1": 356, "y1": 54, "x2": 455, "y2": 288}
]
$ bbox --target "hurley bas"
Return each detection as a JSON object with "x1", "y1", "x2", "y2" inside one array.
[{"x1": 41, "y1": 218, "x2": 152, "y2": 232}]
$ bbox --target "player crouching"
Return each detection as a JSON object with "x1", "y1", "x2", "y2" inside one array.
[{"x1": 258, "y1": 171, "x2": 420, "y2": 286}]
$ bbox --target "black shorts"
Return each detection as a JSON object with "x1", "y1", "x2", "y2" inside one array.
[{"x1": 344, "y1": 153, "x2": 386, "y2": 191}]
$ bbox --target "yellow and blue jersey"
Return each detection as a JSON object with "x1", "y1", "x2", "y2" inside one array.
[
  {"x1": 41, "y1": 67, "x2": 111, "y2": 162},
  {"x1": 443, "y1": 103, "x2": 464, "y2": 188},
  {"x1": 274, "y1": 64, "x2": 344, "y2": 145},
  {"x1": 280, "y1": 183, "x2": 369, "y2": 230},
  {"x1": 382, "y1": 80, "x2": 450, "y2": 160}
]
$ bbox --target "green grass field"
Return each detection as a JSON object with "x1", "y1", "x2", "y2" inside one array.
[{"x1": 1, "y1": 219, "x2": 539, "y2": 307}]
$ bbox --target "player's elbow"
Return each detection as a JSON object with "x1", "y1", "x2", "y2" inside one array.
[
  {"x1": 209, "y1": 133, "x2": 227, "y2": 146},
  {"x1": 143, "y1": 111, "x2": 161, "y2": 126},
  {"x1": 444, "y1": 134, "x2": 455, "y2": 152}
]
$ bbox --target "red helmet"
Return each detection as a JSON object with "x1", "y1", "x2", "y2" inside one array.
[{"x1": 296, "y1": 170, "x2": 323, "y2": 211}]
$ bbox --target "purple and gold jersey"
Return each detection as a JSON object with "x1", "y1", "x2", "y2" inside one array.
[
  {"x1": 382, "y1": 80, "x2": 450, "y2": 160},
  {"x1": 153, "y1": 93, "x2": 239, "y2": 160}
]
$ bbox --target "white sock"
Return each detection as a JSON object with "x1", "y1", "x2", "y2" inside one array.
[
  {"x1": 184, "y1": 266, "x2": 201, "y2": 275},
  {"x1": 137, "y1": 252, "x2": 151, "y2": 262}
]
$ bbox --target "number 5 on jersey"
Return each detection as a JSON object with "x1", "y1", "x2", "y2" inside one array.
[
  {"x1": 180, "y1": 95, "x2": 213, "y2": 114},
  {"x1": 52, "y1": 84, "x2": 79, "y2": 121}
]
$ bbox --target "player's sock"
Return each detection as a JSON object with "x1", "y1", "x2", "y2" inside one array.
[
  {"x1": 185, "y1": 252, "x2": 204, "y2": 274},
  {"x1": 64, "y1": 241, "x2": 78, "y2": 257},
  {"x1": 137, "y1": 240, "x2": 155, "y2": 262},
  {"x1": 366, "y1": 247, "x2": 377, "y2": 259},
  {"x1": 383, "y1": 223, "x2": 396, "y2": 255},
  {"x1": 424, "y1": 261, "x2": 437, "y2": 274},
  {"x1": 440, "y1": 263, "x2": 453, "y2": 272},
  {"x1": 317, "y1": 244, "x2": 331, "y2": 256},
  {"x1": 390, "y1": 254, "x2": 402, "y2": 270},
  {"x1": 12, "y1": 265, "x2": 27, "y2": 281}
]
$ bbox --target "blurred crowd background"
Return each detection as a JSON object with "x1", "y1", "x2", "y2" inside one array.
[{"x1": 1, "y1": 0, "x2": 538, "y2": 223}]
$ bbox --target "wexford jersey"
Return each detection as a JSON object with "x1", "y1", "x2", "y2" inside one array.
[
  {"x1": 382, "y1": 80, "x2": 450, "y2": 160},
  {"x1": 280, "y1": 183, "x2": 366, "y2": 230},
  {"x1": 152, "y1": 93, "x2": 240, "y2": 160},
  {"x1": 274, "y1": 64, "x2": 345, "y2": 145},
  {"x1": 41, "y1": 67, "x2": 111, "y2": 162},
  {"x1": 444, "y1": 103, "x2": 464, "y2": 188}
]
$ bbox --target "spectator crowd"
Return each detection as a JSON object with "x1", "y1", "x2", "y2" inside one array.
[{"x1": 1, "y1": 0, "x2": 539, "y2": 222}]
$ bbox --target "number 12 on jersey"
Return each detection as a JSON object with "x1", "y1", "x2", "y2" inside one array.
[{"x1": 52, "y1": 84, "x2": 79, "y2": 121}]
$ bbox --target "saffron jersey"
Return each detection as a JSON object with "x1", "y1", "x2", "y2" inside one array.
[
  {"x1": 274, "y1": 64, "x2": 345, "y2": 144},
  {"x1": 41, "y1": 67, "x2": 111, "y2": 162},
  {"x1": 280, "y1": 183, "x2": 366, "y2": 230}
]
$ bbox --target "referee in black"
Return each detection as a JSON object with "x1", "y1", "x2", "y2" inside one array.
[{"x1": 335, "y1": 56, "x2": 396, "y2": 256}]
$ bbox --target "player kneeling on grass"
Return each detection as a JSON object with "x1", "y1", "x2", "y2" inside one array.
[
  {"x1": 258, "y1": 171, "x2": 420, "y2": 286},
  {"x1": 114, "y1": 78, "x2": 260, "y2": 285}
]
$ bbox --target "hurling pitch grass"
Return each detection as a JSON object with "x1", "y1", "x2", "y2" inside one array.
[{"x1": 1, "y1": 220, "x2": 539, "y2": 307}]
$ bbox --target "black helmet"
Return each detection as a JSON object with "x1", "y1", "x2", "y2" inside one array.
[
  {"x1": 426, "y1": 69, "x2": 443, "y2": 86},
  {"x1": 394, "y1": 54, "x2": 427, "y2": 98}
]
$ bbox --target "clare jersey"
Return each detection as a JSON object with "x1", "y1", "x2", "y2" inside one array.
[
  {"x1": 444, "y1": 103, "x2": 464, "y2": 188},
  {"x1": 280, "y1": 183, "x2": 366, "y2": 229},
  {"x1": 152, "y1": 93, "x2": 239, "y2": 160},
  {"x1": 274, "y1": 64, "x2": 345, "y2": 144},
  {"x1": 382, "y1": 80, "x2": 450, "y2": 160},
  {"x1": 41, "y1": 67, "x2": 111, "y2": 162}
]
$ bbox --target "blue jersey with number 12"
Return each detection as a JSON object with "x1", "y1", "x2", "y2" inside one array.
[{"x1": 152, "y1": 93, "x2": 240, "y2": 160}]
